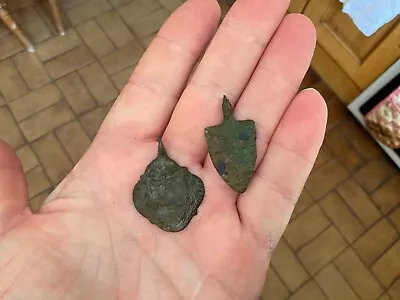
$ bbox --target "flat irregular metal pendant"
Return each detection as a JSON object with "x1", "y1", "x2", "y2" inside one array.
[
  {"x1": 205, "y1": 96, "x2": 257, "y2": 193},
  {"x1": 133, "y1": 140, "x2": 205, "y2": 232}
]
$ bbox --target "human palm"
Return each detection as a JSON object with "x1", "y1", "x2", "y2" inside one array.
[{"x1": 0, "y1": 0, "x2": 327, "y2": 299}]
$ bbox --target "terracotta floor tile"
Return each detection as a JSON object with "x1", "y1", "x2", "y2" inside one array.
[
  {"x1": 100, "y1": 41, "x2": 143, "y2": 75},
  {"x1": 320, "y1": 191, "x2": 365, "y2": 243},
  {"x1": 159, "y1": 0, "x2": 183, "y2": 12},
  {"x1": 371, "y1": 240, "x2": 400, "y2": 287},
  {"x1": 61, "y1": 0, "x2": 86, "y2": 9},
  {"x1": 56, "y1": 72, "x2": 97, "y2": 115},
  {"x1": 66, "y1": 0, "x2": 111, "y2": 25},
  {"x1": 19, "y1": 101, "x2": 74, "y2": 142},
  {"x1": 388, "y1": 278, "x2": 400, "y2": 300},
  {"x1": 377, "y1": 294, "x2": 391, "y2": 300},
  {"x1": 118, "y1": 0, "x2": 161, "y2": 25},
  {"x1": 128, "y1": 8, "x2": 170, "y2": 38},
  {"x1": 35, "y1": 29, "x2": 82, "y2": 62},
  {"x1": 34, "y1": 0, "x2": 71, "y2": 37},
  {"x1": 292, "y1": 189, "x2": 314, "y2": 218},
  {"x1": 79, "y1": 105, "x2": 112, "y2": 139},
  {"x1": 9, "y1": 84, "x2": 62, "y2": 121},
  {"x1": 111, "y1": 65, "x2": 135, "y2": 91},
  {"x1": 315, "y1": 263, "x2": 359, "y2": 300},
  {"x1": 16, "y1": 145, "x2": 39, "y2": 173},
  {"x1": 26, "y1": 165, "x2": 51, "y2": 198},
  {"x1": 76, "y1": 19, "x2": 115, "y2": 58},
  {"x1": 271, "y1": 239, "x2": 309, "y2": 291},
  {"x1": 14, "y1": 0, "x2": 36, "y2": 8},
  {"x1": 32, "y1": 133, "x2": 73, "y2": 184},
  {"x1": 55, "y1": 121, "x2": 91, "y2": 163},
  {"x1": 312, "y1": 81, "x2": 337, "y2": 102},
  {"x1": 0, "y1": 35, "x2": 24, "y2": 60},
  {"x1": 306, "y1": 158, "x2": 349, "y2": 199},
  {"x1": 109, "y1": 0, "x2": 132, "y2": 7},
  {"x1": 29, "y1": 189, "x2": 51, "y2": 212},
  {"x1": 78, "y1": 63, "x2": 118, "y2": 105},
  {"x1": 312, "y1": 144, "x2": 332, "y2": 172},
  {"x1": 326, "y1": 98, "x2": 350, "y2": 129},
  {"x1": 336, "y1": 178, "x2": 381, "y2": 227},
  {"x1": 389, "y1": 207, "x2": 400, "y2": 231},
  {"x1": 13, "y1": 6, "x2": 52, "y2": 43},
  {"x1": 0, "y1": 23, "x2": 10, "y2": 39},
  {"x1": 353, "y1": 218, "x2": 397, "y2": 266},
  {"x1": 139, "y1": 34, "x2": 156, "y2": 49},
  {"x1": 12, "y1": 51, "x2": 51, "y2": 90},
  {"x1": 97, "y1": 11, "x2": 135, "y2": 48},
  {"x1": 371, "y1": 174, "x2": 400, "y2": 214},
  {"x1": 299, "y1": 68, "x2": 320, "y2": 91},
  {"x1": 44, "y1": 45, "x2": 95, "y2": 79},
  {"x1": 0, "y1": 107, "x2": 25, "y2": 149},
  {"x1": 0, "y1": 94, "x2": 5, "y2": 107},
  {"x1": 284, "y1": 204, "x2": 330, "y2": 251},
  {"x1": 0, "y1": 59, "x2": 29, "y2": 102},
  {"x1": 298, "y1": 226, "x2": 347, "y2": 275},
  {"x1": 339, "y1": 119, "x2": 381, "y2": 160},
  {"x1": 325, "y1": 128, "x2": 364, "y2": 172},
  {"x1": 335, "y1": 247, "x2": 383, "y2": 300},
  {"x1": 354, "y1": 156, "x2": 396, "y2": 193},
  {"x1": 261, "y1": 267, "x2": 290, "y2": 300},
  {"x1": 288, "y1": 280, "x2": 327, "y2": 300}
]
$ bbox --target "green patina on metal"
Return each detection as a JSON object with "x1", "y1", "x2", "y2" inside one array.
[
  {"x1": 133, "y1": 140, "x2": 205, "y2": 232},
  {"x1": 205, "y1": 96, "x2": 257, "y2": 193}
]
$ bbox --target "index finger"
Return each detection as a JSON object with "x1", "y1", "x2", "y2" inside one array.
[{"x1": 101, "y1": 0, "x2": 221, "y2": 140}]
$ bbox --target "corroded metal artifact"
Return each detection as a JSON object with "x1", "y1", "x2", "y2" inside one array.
[
  {"x1": 133, "y1": 140, "x2": 205, "y2": 232},
  {"x1": 205, "y1": 96, "x2": 256, "y2": 193}
]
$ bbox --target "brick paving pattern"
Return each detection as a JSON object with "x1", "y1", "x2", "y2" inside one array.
[{"x1": 0, "y1": 0, "x2": 398, "y2": 299}]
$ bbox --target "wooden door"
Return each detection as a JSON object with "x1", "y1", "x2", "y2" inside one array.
[
  {"x1": 305, "y1": 0, "x2": 400, "y2": 93},
  {"x1": 288, "y1": 0, "x2": 309, "y2": 13}
]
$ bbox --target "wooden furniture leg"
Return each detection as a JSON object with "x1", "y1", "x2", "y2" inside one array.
[
  {"x1": 48, "y1": 0, "x2": 65, "y2": 36},
  {"x1": 0, "y1": 2, "x2": 35, "y2": 52}
]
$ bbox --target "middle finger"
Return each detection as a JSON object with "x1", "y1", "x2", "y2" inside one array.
[{"x1": 163, "y1": 0, "x2": 290, "y2": 166}]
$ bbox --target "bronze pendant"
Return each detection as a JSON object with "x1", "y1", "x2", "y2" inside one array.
[
  {"x1": 133, "y1": 140, "x2": 205, "y2": 232},
  {"x1": 205, "y1": 96, "x2": 257, "y2": 193}
]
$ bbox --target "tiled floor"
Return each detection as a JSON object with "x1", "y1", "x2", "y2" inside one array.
[{"x1": 0, "y1": 0, "x2": 398, "y2": 299}]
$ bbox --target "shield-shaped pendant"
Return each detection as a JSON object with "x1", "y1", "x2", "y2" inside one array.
[{"x1": 205, "y1": 96, "x2": 257, "y2": 193}]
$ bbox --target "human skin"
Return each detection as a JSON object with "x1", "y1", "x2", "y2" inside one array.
[{"x1": 0, "y1": 0, "x2": 326, "y2": 299}]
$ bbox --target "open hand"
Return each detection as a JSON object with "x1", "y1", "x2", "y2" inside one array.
[{"x1": 0, "y1": 0, "x2": 326, "y2": 299}]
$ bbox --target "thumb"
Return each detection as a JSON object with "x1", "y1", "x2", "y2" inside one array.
[{"x1": 0, "y1": 140, "x2": 31, "y2": 234}]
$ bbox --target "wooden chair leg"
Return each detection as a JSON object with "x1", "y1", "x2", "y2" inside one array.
[
  {"x1": 0, "y1": 4, "x2": 35, "y2": 52},
  {"x1": 48, "y1": 0, "x2": 65, "y2": 36}
]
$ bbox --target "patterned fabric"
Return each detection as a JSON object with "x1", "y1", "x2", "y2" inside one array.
[{"x1": 365, "y1": 86, "x2": 400, "y2": 148}]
